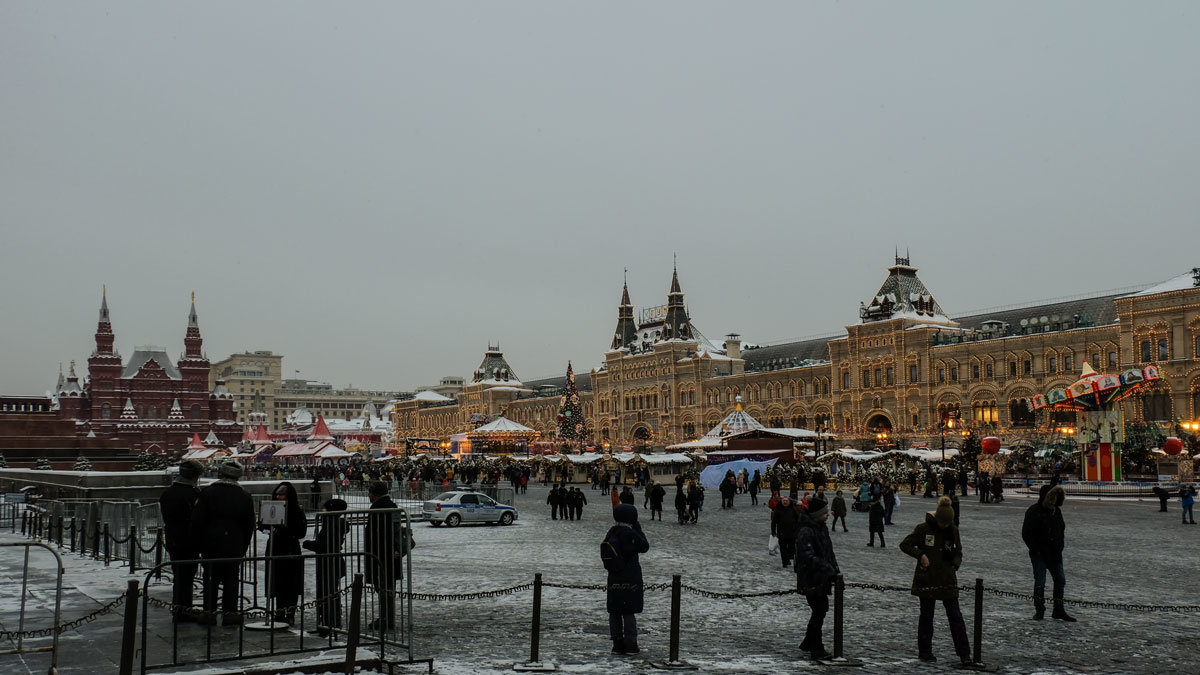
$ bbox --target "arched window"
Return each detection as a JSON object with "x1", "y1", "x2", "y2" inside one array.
[
  {"x1": 1158, "y1": 339, "x2": 1169, "y2": 362},
  {"x1": 1009, "y1": 400, "x2": 1034, "y2": 427},
  {"x1": 101, "y1": 403, "x2": 111, "y2": 419},
  {"x1": 191, "y1": 404, "x2": 202, "y2": 420},
  {"x1": 1142, "y1": 392, "x2": 1172, "y2": 421}
]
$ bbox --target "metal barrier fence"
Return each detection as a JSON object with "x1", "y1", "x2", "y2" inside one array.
[{"x1": 0, "y1": 541, "x2": 64, "y2": 674}]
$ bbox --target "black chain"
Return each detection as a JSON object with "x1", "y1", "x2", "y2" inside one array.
[
  {"x1": 398, "y1": 583, "x2": 534, "y2": 601},
  {"x1": 0, "y1": 594, "x2": 127, "y2": 641},
  {"x1": 144, "y1": 584, "x2": 355, "y2": 620}
]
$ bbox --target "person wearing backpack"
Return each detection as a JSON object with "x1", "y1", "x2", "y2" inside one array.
[
  {"x1": 601, "y1": 503, "x2": 650, "y2": 655},
  {"x1": 365, "y1": 481, "x2": 414, "y2": 632}
]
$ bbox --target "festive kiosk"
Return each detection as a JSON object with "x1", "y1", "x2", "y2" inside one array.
[
  {"x1": 465, "y1": 415, "x2": 540, "y2": 455},
  {"x1": 1155, "y1": 436, "x2": 1194, "y2": 483},
  {"x1": 1027, "y1": 363, "x2": 1162, "y2": 482}
]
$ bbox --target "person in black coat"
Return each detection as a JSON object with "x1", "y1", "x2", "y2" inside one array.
[
  {"x1": 303, "y1": 498, "x2": 347, "y2": 635},
  {"x1": 686, "y1": 483, "x2": 702, "y2": 523},
  {"x1": 795, "y1": 495, "x2": 839, "y2": 661},
  {"x1": 674, "y1": 486, "x2": 688, "y2": 524},
  {"x1": 720, "y1": 473, "x2": 736, "y2": 509},
  {"x1": 1021, "y1": 485, "x2": 1074, "y2": 622},
  {"x1": 159, "y1": 460, "x2": 203, "y2": 623},
  {"x1": 547, "y1": 486, "x2": 562, "y2": 520},
  {"x1": 867, "y1": 496, "x2": 886, "y2": 547},
  {"x1": 263, "y1": 481, "x2": 308, "y2": 625},
  {"x1": 749, "y1": 470, "x2": 761, "y2": 506},
  {"x1": 648, "y1": 482, "x2": 666, "y2": 520},
  {"x1": 1152, "y1": 486, "x2": 1170, "y2": 512},
  {"x1": 601, "y1": 503, "x2": 650, "y2": 655},
  {"x1": 192, "y1": 460, "x2": 255, "y2": 625},
  {"x1": 571, "y1": 487, "x2": 587, "y2": 520},
  {"x1": 771, "y1": 495, "x2": 802, "y2": 567},
  {"x1": 365, "y1": 481, "x2": 411, "y2": 631}
]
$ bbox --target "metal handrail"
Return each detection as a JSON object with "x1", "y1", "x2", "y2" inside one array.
[{"x1": 0, "y1": 541, "x2": 65, "y2": 673}]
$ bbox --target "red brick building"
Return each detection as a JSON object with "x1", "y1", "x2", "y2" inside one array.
[{"x1": 52, "y1": 291, "x2": 242, "y2": 454}]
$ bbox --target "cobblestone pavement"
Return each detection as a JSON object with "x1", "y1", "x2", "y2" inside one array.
[{"x1": 1, "y1": 486, "x2": 1196, "y2": 674}]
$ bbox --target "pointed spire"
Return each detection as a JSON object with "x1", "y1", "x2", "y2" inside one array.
[
  {"x1": 662, "y1": 260, "x2": 692, "y2": 341},
  {"x1": 188, "y1": 292, "x2": 199, "y2": 328},
  {"x1": 308, "y1": 416, "x2": 334, "y2": 442},
  {"x1": 187, "y1": 433, "x2": 206, "y2": 451},
  {"x1": 56, "y1": 364, "x2": 65, "y2": 392},
  {"x1": 611, "y1": 273, "x2": 637, "y2": 351},
  {"x1": 99, "y1": 286, "x2": 110, "y2": 323}
]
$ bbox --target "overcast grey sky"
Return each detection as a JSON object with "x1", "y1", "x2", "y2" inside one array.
[{"x1": 2, "y1": 1, "x2": 1197, "y2": 395}]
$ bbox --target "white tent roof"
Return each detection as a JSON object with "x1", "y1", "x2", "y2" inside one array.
[
  {"x1": 413, "y1": 390, "x2": 453, "y2": 402},
  {"x1": 471, "y1": 416, "x2": 535, "y2": 434}
]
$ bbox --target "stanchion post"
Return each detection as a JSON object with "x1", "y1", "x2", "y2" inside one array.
[
  {"x1": 21, "y1": 510, "x2": 27, "y2": 536},
  {"x1": 530, "y1": 572, "x2": 543, "y2": 664},
  {"x1": 973, "y1": 577, "x2": 983, "y2": 666},
  {"x1": 104, "y1": 523, "x2": 111, "y2": 566},
  {"x1": 57, "y1": 515, "x2": 64, "y2": 547},
  {"x1": 343, "y1": 573, "x2": 363, "y2": 675},
  {"x1": 833, "y1": 574, "x2": 844, "y2": 659},
  {"x1": 70, "y1": 517, "x2": 77, "y2": 552},
  {"x1": 118, "y1": 579, "x2": 139, "y2": 675},
  {"x1": 129, "y1": 525, "x2": 137, "y2": 573},
  {"x1": 92, "y1": 521, "x2": 101, "y2": 560},
  {"x1": 669, "y1": 574, "x2": 682, "y2": 663},
  {"x1": 154, "y1": 530, "x2": 164, "y2": 581}
]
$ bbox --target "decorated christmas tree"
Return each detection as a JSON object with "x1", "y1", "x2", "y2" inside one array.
[
  {"x1": 556, "y1": 362, "x2": 587, "y2": 448},
  {"x1": 74, "y1": 455, "x2": 93, "y2": 471},
  {"x1": 35, "y1": 456, "x2": 53, "y2": 471}
]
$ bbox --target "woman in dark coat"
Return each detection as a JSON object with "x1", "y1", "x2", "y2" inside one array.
[
  {"x1": 674, "y1": 486, "x2": 688, "y2": 524},
  {"x1": 867, "y1": 496, "x2": 886, "y2": 547},
  {"x1": 601, "y1": 504, "x2": 650, "y2": 655},
  {"x1": 263, "y1": 481, "x2": 308, "y2": 624},
  {"x1": 899, "y1": 496, "x2": 974, "y2": 666},
  {"x1": 303, "y1": 498, "x2": 347, "y2": 635},
  {"x1": 749, "y1": 470, "x2": 761, "y2": 505}
]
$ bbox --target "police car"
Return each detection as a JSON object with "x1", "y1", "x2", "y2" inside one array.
[{"x1": 423, "y1": 491, "x2": 518, "y2": 527}]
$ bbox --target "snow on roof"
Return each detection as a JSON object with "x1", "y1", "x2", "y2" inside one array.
[
  {"x1": 761, "y1": 427, "x2": 820, "y2": 439},
  {"x1": 470, "y1": 416, "x2": 535, "y2": 434},
  {"x1": 413, "y1": 390, "x2": 453, "y2": 402},
  {"x1": 1124, "y1": 272, "x2": 1199, "y2": 297},
  {"x1": 485, "y1": 386, "x2": 533, "y2": 393},
  {"x1": 286, "y1": 407, "x2": 314, "y2": 426},
  {"x1": 638, "y1": 452, "x2": 695, "y2": 465},
  {"x1": 701, "y1": 399, "x2": 764, "y2": 439},
  {"x1": 122, "y1": 348, "x2": 182, "y2": 380},
  {"x1": 308, "y1": 416, "x2": 334, "y2": 441}
]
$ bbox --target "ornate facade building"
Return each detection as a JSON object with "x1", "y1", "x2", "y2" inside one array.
[
  {"x1": 52, "y1": 291, "x2": 242, "y2": 453},
  {"x1": 389, "y1": 259, "x2": 1200, "y2": 451}
]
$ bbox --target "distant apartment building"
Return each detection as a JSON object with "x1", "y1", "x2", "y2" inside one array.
[
  {"x1": 210, "y1": 351, "x2": 411, "y2": 428},
  {"x1": 415, "y1": 376, "x2": 465, "y2": 399}
]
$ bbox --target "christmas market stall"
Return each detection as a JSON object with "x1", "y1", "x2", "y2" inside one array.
[
  {"x1": 272, "y1": 417, "x2": 349, "y2": 467},
  {"x1": 1154, "y1": 436, "x2": 1194, "y2": 482},
  {"x1": 464, "y1": 415, "x2": 540, "y2": 456},
  {"x1": 1025, "y1": 363, "x2": 1163, "y2": 482}
]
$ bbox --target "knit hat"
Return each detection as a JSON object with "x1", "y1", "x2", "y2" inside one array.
[
  {"x1": 807, "y1": 495, "x2": 829, "y2": 518},
  {"x1": 218, "y1": 460, "x2": 243, "y2": 480},
  {"x1": 933, "y1": 496, "x2": 954, "y2": 527},
  {"x1": 177, "y1": 460, "x2": 204, "y2": 481},
  {"x1": 613, "y1": 503, "x2": 638, "y2": 524}
]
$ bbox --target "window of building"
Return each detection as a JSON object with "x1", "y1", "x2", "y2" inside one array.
[
  {"x1": 862, "y1": 369, "x2": 869, "y2": 387},
  {"x1": 1193, "y1": 390, "x2": 1200, "y2": 418},
  {"x1": 101, "y1": 403, "x2": 111, "y2": 419},
  {"x1": 972, "y1": 364, "x2": 980, "y2": 380},
  {"x1": 1142, "y1": 392, "x2": 1172, "y2": 421},
  {"x1": 912, "y1": 413, "x2": 920, "y2": 427},
  {"x1": 1064, "y1": 355, "x2": 1073, "y2": 372},
  {"x1": 886, "y1": 368, "x2": 894, "y2": 385},
  {"x1": 148, "y1": 406, "x2": 157, "y2": 419},
  {"x1": 972, "y1": 402, "x2": 997, "y2": 423},
  {"x1": 1091, "y1": 352, "x2": 1100, "y2": 367},
  {"x1": 843, "y1": 372, "x2": 850, "y2": 390},
  {"x1": 192, "y1": 404, "x2": 202, "y2": 420},
  {"x1": 1048, "y1": 357, "x2": 1057, "y2": 373},
  {"x1": 910, "y1": 365, "x2": 919, "y2": 383},
  {"x1": 1023, "y1": 360, "x2": 1032, "y2": 375},
  {"x1": 874, "y1": 368, "x2": 882, "y2": 387},
  {"x1": 1009, "y1": 361, "x2": 1017, "y2": 377},
  {"x1": 938, "y1": 368, "x2": 945, "y2": 383},
  {"x1": 1009, "y1": 400, "x2": 1035, "y2": 427},
  {"x1": 1158, "y1": 339, "x2": 1169, "y2": 362},
  {"x1": 1141, "y1": 340, "x2": 1152, "y2": 363},
  {"x1": 986, "y1": 363, "x2": 994, "y2": 378},
  {"x1": 1109, "y1": 351, "x2": 1118, "y2": 368},
  {"x1": 1195, "y1": 336, "x2": 1200, "y2": 358},
  {"x1": 688, "y1": 391, "x2": 695, "y2": 406},
  {"x1": 952, "y1": 367, "x2": 961, "y2": 382}
]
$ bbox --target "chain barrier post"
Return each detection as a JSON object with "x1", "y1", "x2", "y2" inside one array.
[
  {"x1": 530, "y1": 572, "x2": 542, "y2": 663},
  {"x1": 104, "y1": 523, "x2": 111, "y2": 566},
  {"x1": 70, "y1": 517, "x2": 77, "y2": 553},
  {"x1": 128, "y1": 525, "x2": 137, "y2": 573},
  {"x1": 833, "y1": 574, "x2": 844, "y2": 659},
  {"x1": 669, "y1": 574, "x2": 682, "y2": 663},
  {"x1": 57, "y1": 514, "x2": 64, "y2": 547},
  {"x1": 973, "y1": 577, "x2": 983, "y2": 666},
  {"x1": 154, "y1": 530, "x2": 164, "y2": 581},
  {"x1": 118, "y1": 579, "x2": 139, "y2": 675},
  {"x1": 343, "y1": 573, "x2": 363, "y2": 675},
  {"x1": 92, "y1": 521, "x2": 100, "y2": 560},
  {"x1": 21, "y1": 509, "x2": 27, "y2": 536}
]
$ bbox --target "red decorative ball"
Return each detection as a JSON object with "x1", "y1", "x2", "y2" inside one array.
[
  {"x1": 981, "y1": 436, "x2": 1001, "y2": 455},
  {"x1": 1163, "y1": 437, "x2": 1183, "y2": 456}
]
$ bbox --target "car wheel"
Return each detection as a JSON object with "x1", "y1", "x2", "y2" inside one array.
[
  {"x1": 429, "y1": 521, "x2": 442, "y2": 527},
  {"x1": 446, "y1": 513, "x2": 461, "y2": 527},
  {"x1": 499, "y1": 512, "x2": 515, "y2": 526}
]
